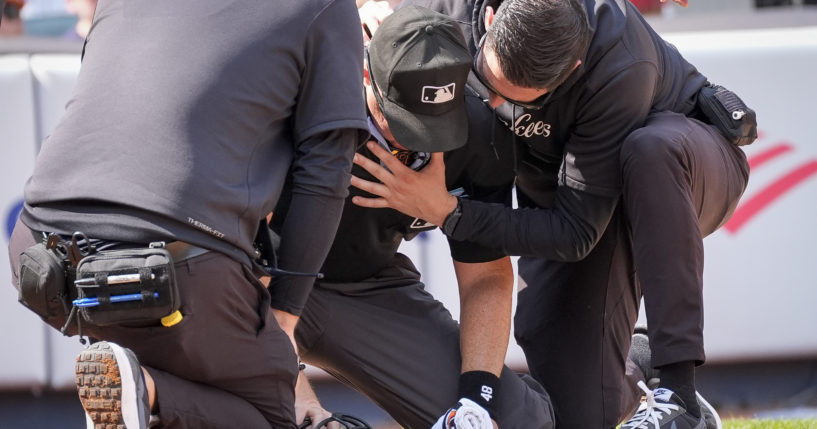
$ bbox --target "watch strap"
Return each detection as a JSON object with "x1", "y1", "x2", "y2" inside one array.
[{"x1": 441, "y1": 198, "x2": 463, "y2": 236}]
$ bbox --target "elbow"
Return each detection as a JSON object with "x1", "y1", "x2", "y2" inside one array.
[
  {"x1": 571, "y1": 241, "x2": 595, "y2": 261},
  {"x1": 556, "y1": 249, "x2": 589, "y2": 263},
  {"x1": 551, "y1": 232, "x2": 597, "y2": 262}
]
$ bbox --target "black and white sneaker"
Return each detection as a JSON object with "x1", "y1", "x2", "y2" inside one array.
[
  {"x1": 621, "y1": 381, "x2": 705, "y2": 429},
  {"x1": 629, "y1": 326, "x2": 661, "y2": 389},
  {"x1": 627, "y1": 327, "x2": 723, "y2": 429},
  {"x1": 76, "y1": 341, "x2": 151, "y2": 429},
  {"x1": 696, "y1": 390, "x2": 723, "y2": 429}
]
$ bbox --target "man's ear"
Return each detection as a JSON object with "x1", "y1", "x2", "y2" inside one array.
[
  {"x1": 484, "y1": 6, "x2": 495, "y2": 30},
  {"x1": 572, "y1": 59, "x2": 582, "y2": 71}
]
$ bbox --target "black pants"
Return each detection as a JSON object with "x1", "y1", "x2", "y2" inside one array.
[
  {"x1": 8, "y1": 219, "x2": 299, "y2": 429},
  {"x1": 514, "y1": 112, "x2": 749, "y2": 428},
  {"x1": 295, "y1": 253, "x2": 555, "y2": 429},
  {"x1": 622, "y1": 112, "x2": 748, "y2": 367}
]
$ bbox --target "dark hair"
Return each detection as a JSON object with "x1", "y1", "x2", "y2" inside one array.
[{"x1": 487, "y1": 0, "x2": 591, "y2": 90}]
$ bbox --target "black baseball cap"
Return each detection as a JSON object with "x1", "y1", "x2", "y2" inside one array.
[{"x1": 367, "y1": 6, "x2": 471, "y2": 152}]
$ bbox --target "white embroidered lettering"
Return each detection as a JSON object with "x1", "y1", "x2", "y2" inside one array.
[
  {"x1": 513, "y1": 113, "x2": 552, "y2": 138},
  {"x1": 187, "y1": 217, "x2": 225, "y2": 238}
]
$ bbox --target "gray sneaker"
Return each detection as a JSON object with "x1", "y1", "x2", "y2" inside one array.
[
  {"x1": 622, "y1": 381, "x2": 705, "y2": 429},
  {"x1": 76, "y1": 341, "x2": 150, "y2": 429},
  {"x1": 696, "y1": 391, "x2": 723, "y2": 429},
  {"x1": 629, "y1": 326, "x2": 661, "y2": 389},
  {"x1": 627, "y1": 327, "x2": 723, "y2": 429}
]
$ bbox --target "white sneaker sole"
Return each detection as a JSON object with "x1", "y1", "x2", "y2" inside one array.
[
  {"x1": 696, "y1": 391, "x2": 723, "y2": 429},
  {"x1": 109, "y1": 342, "x2": 141, "y2": 429}
]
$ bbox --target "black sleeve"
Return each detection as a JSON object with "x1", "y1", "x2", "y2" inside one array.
[
  {"x1": 448, "y1": 186, "x2": 618, "y2": 262},
  {"x1": 443, "y1": 63, "x2": 656, "y2": 260},
  {"x1": 447, "y1": 181, "x2": 513, "y2": 264},
  {"x1": 445, "y1": 92, "x2": 516, "y2": 263},
  {"x1": 268, "y1": 128, "x2": 359, "y2": 315}
]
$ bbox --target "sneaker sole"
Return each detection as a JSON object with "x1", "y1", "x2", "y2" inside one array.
[
  {"x1": 696, "y1": 391, "x2": 723, "y2": 429},
  {"x1": 76, "y1": 342, "x2": 141, "y2": 429}
]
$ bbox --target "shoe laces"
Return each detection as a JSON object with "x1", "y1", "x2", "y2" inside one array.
[{"x1": 622, "y1": 381, "x2": 681, "y2": 429}]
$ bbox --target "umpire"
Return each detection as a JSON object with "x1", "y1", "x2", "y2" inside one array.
[{"x1": 271, "y1": 6, "x2": 554, "y2": 429}]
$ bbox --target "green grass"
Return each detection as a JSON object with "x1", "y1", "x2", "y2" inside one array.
[{"x1": 724, "y1": 419, "x2": 817, "y2": 428}]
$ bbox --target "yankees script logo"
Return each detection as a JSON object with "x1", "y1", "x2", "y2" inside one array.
[
  {"x1": 497, "y1": 113, "x2": 553, "y2": 139},
  {"x1": 514, "y1": 113, "x2": 552, "y2": 139}
]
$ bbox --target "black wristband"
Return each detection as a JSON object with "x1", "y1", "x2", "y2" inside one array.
[{"x1": 458, "y1": 370, "x2": 500, "y2": 419}]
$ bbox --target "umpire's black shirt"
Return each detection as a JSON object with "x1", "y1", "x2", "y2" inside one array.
[{"x1": 273, "y1": 90, "x2": 515, "y2": 286}]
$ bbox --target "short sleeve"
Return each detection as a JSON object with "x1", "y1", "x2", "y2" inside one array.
[{"x1": 294, "y1": 0, "x2": 369, "y2": 142}]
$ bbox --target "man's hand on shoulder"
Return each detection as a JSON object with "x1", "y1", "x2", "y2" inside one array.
[{"x1": 350, "y1": 141, "x2": 457, "y2": 226}]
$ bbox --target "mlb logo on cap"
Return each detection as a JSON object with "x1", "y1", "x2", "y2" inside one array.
[
  {"x1": 367, "y1": 5, "x2": 471, "y2": 152},
  {"x1": 422, "y1": 84, "x2": 456, "y2": 104}
]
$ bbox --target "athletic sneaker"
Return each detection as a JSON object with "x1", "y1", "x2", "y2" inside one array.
[
  {"x1": 696, "y1": 390, "x2": 723, "y2": 429},
  {"x1": 627, "y1": 328, "x2": 723, "y2": 429},
  {"x1": 622, "y1": 381, "x2": 705, "y2": 429},
  {"x1": 629, "y1": 326, "x2": 660, "y2": 389},
  {"x1": 76, "y1": 341, "x2": 151, "y2": 429}
]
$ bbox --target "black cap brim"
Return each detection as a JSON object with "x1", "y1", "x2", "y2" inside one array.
[{"x1": 380, "y1": 95, "x2": 468, "y2": 153}]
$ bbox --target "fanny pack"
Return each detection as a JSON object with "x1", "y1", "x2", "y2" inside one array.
[
  {"x1": 73, "y1": 244, "x2": 180, "y2": 326},
  {"x1": 17, "y1": 240, "x2": 74, "y2": 324},
  {"x1": 695, "y1": 83, "x2": 758, "y2": 146},
  {"x1": 18, "y1": 232, "x2": 185, "y2": 338}
]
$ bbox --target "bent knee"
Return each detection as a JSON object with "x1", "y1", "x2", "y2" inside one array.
[{"x1": 620, "y1": 124, "x2": 688, "y2": 175}]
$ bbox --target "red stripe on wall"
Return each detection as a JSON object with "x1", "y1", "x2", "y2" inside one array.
[
  {"x1": 725, "y1": 160, "x2": 817, "y2": 233},
  {"x1": 747, "y1": 143, "x2": 792, "y2": 170}
]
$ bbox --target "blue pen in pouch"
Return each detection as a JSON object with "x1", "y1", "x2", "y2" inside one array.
[{"x1": 73, "y1": 292, "x2": 160, "y2": 308}]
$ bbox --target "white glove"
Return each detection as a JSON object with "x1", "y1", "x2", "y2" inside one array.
[{"x1": 431, "y1": 398, "x2": 493, "y2": 429}]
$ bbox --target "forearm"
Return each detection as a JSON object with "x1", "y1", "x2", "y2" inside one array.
[
  {"x1": 293, "y1": 361, "x2": 336, "y2": 426},
  {"x1": 272, "y1": 307, "x2": 300, "y2": 354},
  {"x1": 269, "y1": 128, "x2": 357, "y2": 315},
  {"x1": 348, "y1": 141, "x2": 615, "y2": 261},
  {"x1": 451, "y1": 258, "x2": 513, "y2": 424},
  {"x1": 273, "y1": 308, "x2": 335, "y2": 426},
  {"x1": 448, "y1": 187, "x2": 618, "y2": 261},
  {"x1": 269, "y1": 192, "x2": 344, "y2": 315},
  {"x1": 457, "y1": 259, "x2": 513, "y2": 377},
  {"x1": 295, "y1": 370, "x2": 319, "y2": 408}
]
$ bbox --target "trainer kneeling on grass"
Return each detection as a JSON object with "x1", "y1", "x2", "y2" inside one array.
[{"x1": 351, "y1": 0, "x2": 753, "y2": 428}]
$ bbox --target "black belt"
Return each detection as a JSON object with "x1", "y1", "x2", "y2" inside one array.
[{"x1": 30, "y1": 229, "x2": 209, "y2": 263}]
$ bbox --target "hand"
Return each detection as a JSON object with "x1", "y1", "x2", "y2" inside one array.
[
  {"x1": 358, "y1": 0, "x2": 394, "y2": 44},
  {"x1": 659, "y1": 0, "x2": 689, "y2": 6},
  {"x1": 295, "y1": 372, "x2": 342, "y2": 429},
  {"x1": 350, "y1": 141, "x2": 457, "y2": 227},
  {"x1": 432, "y1": 398, "x2": 495, "y2": 429},
  {"x1": 298, "y1": 403, "x2": 339, "y2": 429}
]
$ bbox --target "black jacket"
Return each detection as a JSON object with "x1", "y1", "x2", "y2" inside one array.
[{"x1": 400, "y1": 0, "x2": 708, "y2": 260}]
